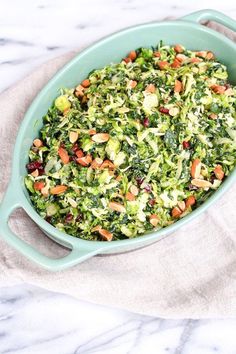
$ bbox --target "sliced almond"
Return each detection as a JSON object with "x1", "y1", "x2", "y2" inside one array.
[
  {"x1": 127, "y1": 80, "x2": 137, "y2": 89},
  {"x1": 130, "y1": 185, "x2": 139, "y2": 196},
  {"x1": 177, "y1": 201, "x2": 186, "y2": 212},
  {"x1": 89, "y1": 129, "x2": 96, "y2": 135},
  {"x1": 210, "y1": 84, "x2": 226, "y2": 94},
  {"x1": 75, "y1": 84, "x2": 84, "y2": 97},
  {"x1": 77, "y1": 155, "x2": 92, "y2": 167},
  {"x1": 91, "y1": 133, "x2": 110, "y2": 143},
  {"x1": 69, "y1": 131, "x2": 79, "y2": 144},
  {"x1": 174, "y1": 80, "x2": 182, "y2": 93},
  {"x1": 191, "y1": 159, "x2": 202, "y2": 179},
  {"x1": 31, "y1": 169, "x2": 39, "y2": 177},
  {"x1": 108, "y1": 201, "x2": 126, "y2": 213},
  {"x1": 67, "y1": 197, "x2": 77, "y2": 208},
  {"x1": 206, "y1": 51, "x2": 214, "y2": 60},
  {"x1": 171, "y1": 206, "x2": 182, "y2": 218},
  {"x1": 145, "y1": 84, "x2": 156, "y2": 93},
  {"x1": 99, "y1": 229, "x2": 113, "y2": 241},
  {"x1": 191, "y1": 179, "x2": 212, "y2": 188},
  {"x1": 50, "y1": 185, "x2": 68, "y2": 195},
  {"x1": 176, "y1": 54, "x2": 188, "y2": 63},
  {"x1": 100, "y1": 159, "x2": 115, "y2": 170},
  {"x1": 149, "y1": 214, "x2": 159, "y2": 227},
  {"x1": 91, "y1": 226, "x2": 113, "y2": 241},
  {"x1": 174, "y1": 44, "x2": 184, "y2": 53},
  {"x1": 195, "y1": 51, "x2": 207, "y2": 58},
  {"x1": 33, "y1": 139, "x2": 43, "y2": 148},
  {"x1": 214, "y1": 165, "x2": 224, "y2": 180},
  {"x1": 41, "y1": 185, "x2": 49, "y2": 197},
  {"x1": 91, "y1": 225, "x2": 102, "y2": 232},
  {"x1": 125, "y1": 192, "x2": 135, "y2": 201},
  {"x1": 185, "y1": 196, "x2": 196, "y2": 208},
  {"x1": 91, "y1": 157, "x2": 103, "y2": 169},
  {"x1": 209, "y1": 113, "x2": 217, "y2": 120},
  {"x1": 58, "y1": 146, "x2": 70, "y2": 164}
]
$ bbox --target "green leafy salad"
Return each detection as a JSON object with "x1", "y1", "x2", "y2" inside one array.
[{"x1": 25, "y1": 42, "x2": 236, "y2": 241}]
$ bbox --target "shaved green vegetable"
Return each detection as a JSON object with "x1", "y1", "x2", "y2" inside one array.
[{"x1": 25, "y1": 43, "x2": 236, "y2": 241}]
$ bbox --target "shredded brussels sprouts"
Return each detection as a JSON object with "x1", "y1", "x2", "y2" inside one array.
[{"x1": 25, "y1": 43, "x2": 236, "y2": 241}]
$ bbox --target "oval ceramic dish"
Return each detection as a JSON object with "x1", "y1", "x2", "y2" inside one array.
[{"x1": 1, "y1": 9, "x2": 236, "y2": 271}]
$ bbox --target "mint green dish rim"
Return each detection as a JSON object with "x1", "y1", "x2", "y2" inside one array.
[{"x1": 1, "y1": 9, "x2": 236, "y2": 271}]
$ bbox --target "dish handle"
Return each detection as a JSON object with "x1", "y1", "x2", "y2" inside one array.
[
  {"x1": 181, "y1": 9, "x2": 236, "y2": 33},
  {"x1": 0, "y1": 185, "x2": 100, "y2": 271}
]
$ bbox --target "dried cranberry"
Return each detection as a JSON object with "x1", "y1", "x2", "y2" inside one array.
[
  {"x1": 144, "y1": 184, "x2": 152, "y2": 193},
  {"x1": 72, "y1": 143, "x2": 79, "y2": 154},
  {"x1": 26, "y1": 161, "x2": 43, "y2": 174},
  {"x1": 143, "y1": 118, "x2": 150, "y2": 127},
  {"x1": 183, "y1": 140, "x2": 190, "y2": 149},
  {"x1": 159, "y1": 107, "x2": 169, "y2": 115},
  {"x1": 149, "y1": 198, "x2": 156, "y2": 206},
  {"x1": 136, "y1": 177, "x2": 144, "y2": 186},
  {"x1": 65, "y1": 213, "x2": 73, "y2": 223}
]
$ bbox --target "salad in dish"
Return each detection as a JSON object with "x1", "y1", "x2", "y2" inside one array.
[{"x1": 25, "y1": 42, "x2": 236, "y2": 241}]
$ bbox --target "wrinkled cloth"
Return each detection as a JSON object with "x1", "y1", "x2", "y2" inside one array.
[{"x1": 1, "y1": 21, "x2": 236, "y2": 319}]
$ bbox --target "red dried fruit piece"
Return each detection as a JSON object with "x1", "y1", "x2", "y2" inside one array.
[
  {"x1": 71, "y1": 143, "x2": 79, "y2": 153},
  {"x1": 149, "y1": 198, "x2": 156, "y2": 206},
  {"x1": 159, "y1": 107, "x2": 169, "y2": 115},
  {"x1": 136, "y1": 177, "x2": 144, "y2": 186},
  {"x1": 144, "y1": 184, "x2": 152, "y2": 193},
  {"x1": 143, "y1": 118, "x2": 150, "y2": 127},
  {"x1": 65, "y1": 213, "x2": 73, "y2": 223},
  {"x1": 26, "y1": 161, "x2": 44, "y2": 175},
  {"x1": 183, "y1": 141, "x2": 190, "y2": 149}
]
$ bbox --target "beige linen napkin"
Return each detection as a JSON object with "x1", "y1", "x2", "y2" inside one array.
[{"x1": 1, "y1": 21, "x2": 236, "y2": 319}]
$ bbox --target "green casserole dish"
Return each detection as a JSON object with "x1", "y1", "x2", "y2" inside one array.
[{"x1": 1, "y1": 9, "x2": 236, "y2": 270}]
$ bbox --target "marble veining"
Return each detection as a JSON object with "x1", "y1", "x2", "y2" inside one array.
[
  {"x1": 1, "y1": 0, "x2": 236, "y2": 352},
  {"x1": 1, "y1": 0, "x2": 236, "y2": 92},
  {"x1": 0, "y1": 284, "x2": 236, "y2": 354}
]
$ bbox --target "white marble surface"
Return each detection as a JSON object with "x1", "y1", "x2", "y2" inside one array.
[
  {"x1": 1, "y1": 0, "x2": 236, "y2": 93},
  {"x1": 1, "y1": 0, "x2": 236, "y2": 353},
  {"x1": 0, "y1": 284, "x2": 236, "y2": 354}
]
